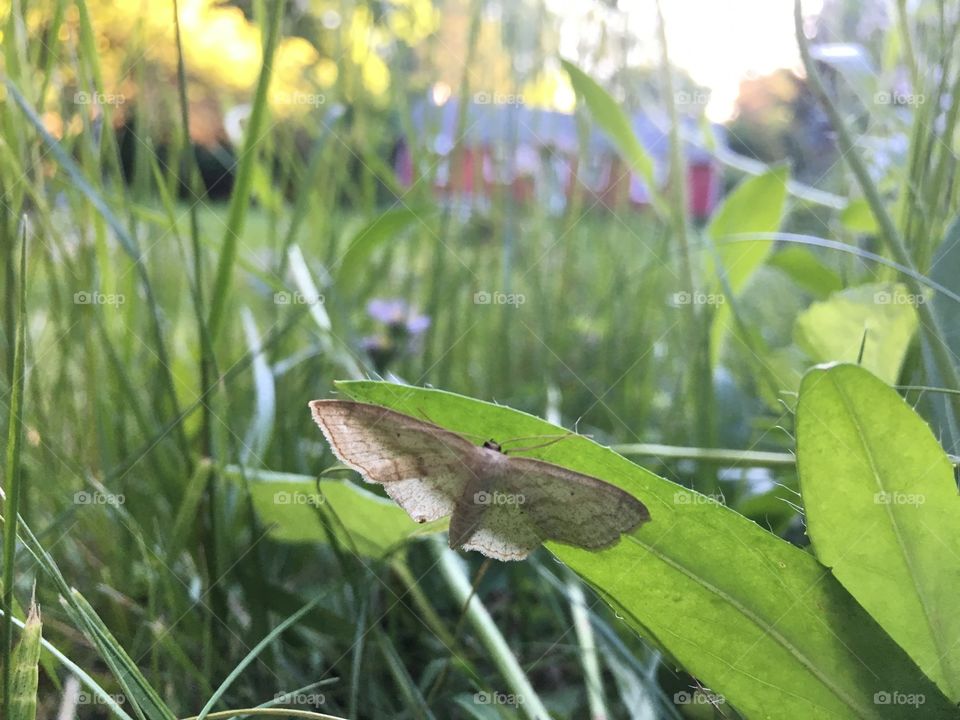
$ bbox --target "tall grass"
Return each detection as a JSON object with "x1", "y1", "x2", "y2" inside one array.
[{"x1": 2, "y1": 0, "x2": 959, "y2": 717}]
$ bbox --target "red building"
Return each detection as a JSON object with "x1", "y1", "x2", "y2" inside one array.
[{"x1": 396, "y1": 98, "x2": 723, "y2": 220}]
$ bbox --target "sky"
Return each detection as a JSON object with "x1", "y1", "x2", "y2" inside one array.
[{"x1": 550, "y1": 0, "x2": 825, "y2": 121}]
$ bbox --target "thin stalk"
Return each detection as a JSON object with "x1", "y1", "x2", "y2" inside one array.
[
  {"x1": 656, "y1": 1, "x2": 714, "y2": 451},
  {"x1": 567, "y1": 575, "x2": 609, "y2": 720},
  {"x1": 612, "y1": 443, "x2": 796, "y2": 467},
  {"x1": 795, "y1": 0, "x2": 960, "y2": 423},
  {"x1": 171, "y1": 0, "x2": 228, "y2": 641},
  {"x1": 1, "y1": 221, "x2": 26, "y2": 719},
  {"x1": 207, "y1": 0, "x2": 286, "y2": 340},
  {"x1": 424, "y1": 0, "x2": 482, "y2": 375},
  {"x1": 432, "y1": 538, "x2": 550, "y2": 720}
]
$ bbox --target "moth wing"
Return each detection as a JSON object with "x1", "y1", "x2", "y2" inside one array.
[
  {"x1": 459, "y1": 500, "x2": 543, "y2": 561},
  {"x1": 309, "y1": 400, "x2": 479, "y2": 524},
  {"x1": 499, "y1": 456, "x2": 649, "y2": 550}
]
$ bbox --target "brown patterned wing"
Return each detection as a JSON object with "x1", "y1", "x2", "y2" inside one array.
[
  {"x1": 460, "y1": 455, "x2": 649, "y2": 557},
  {"x1": 309, "y1": 400, "x2": 481, "y2": 524}
]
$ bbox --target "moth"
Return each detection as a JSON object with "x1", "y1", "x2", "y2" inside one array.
[{"x1": 309, "y1": 399, "x2": 649, "y2": 561}]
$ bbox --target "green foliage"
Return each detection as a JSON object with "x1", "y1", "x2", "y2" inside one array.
[
  {"x1": 4, "y1": 0, "x2": 960, "y2": 717},
  {"x1": 562, "y1": 59, "x2": 663, "y2": 216},
  {"x1": 798, "y1": 363, "x2": 960, "y2": 701},
  {"x1": 794, "y1": 283, "x2": 918, "y2": 384},
  {"x1": 330, "y1": 380, "x2": 956, "y2": 719},
  {"x1": 4, "y1": 604, "x2": 41, "y2": 720},
  {"x1": 707, "y1": 166, "x2": 789, "y2": 362},
  {"x1": 243, "y1": 470, "x2": 440, "y2": 555}
]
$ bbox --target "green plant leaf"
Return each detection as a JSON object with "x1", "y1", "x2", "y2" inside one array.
[
  {"x1": 768, "y1": 246, "x2": 844, "y2": 299},
  {"x1": 6, "y1": 603, "x2": 40, "y2": 720},
  {"x1": 707, "y1": 166, "x2": 789, "y2": 363},
  {"x1": 840, "y1": 199, "x2": 881, "y2": 235},
  {"x1": 561, "y1": 59, "x2": 664, "y2": 216},
  {"x1": 337, "y1": 207, "x2": 424, "y2": 285},
  {"x1": 238, "y1": 468, "x2": 441, "y2": 557},
  {"x1": 794, "y1": 283, "x2": 919, "y2": 384},
  {"x1": 797, "y1": 363, "x2": 960, "y2": 700},
  {"x1": 332, "y1": 380, "x2": 956, "y2": 719}
]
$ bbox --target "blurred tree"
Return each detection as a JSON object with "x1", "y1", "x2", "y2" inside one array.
[{"x1": 726, "y1": 70, "x2": 836, "y2": 185}]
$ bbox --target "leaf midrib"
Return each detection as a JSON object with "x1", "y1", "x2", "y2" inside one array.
[
  {"x1": 830, "y1": 373, "x2": 957, "y2": 697},
  {"x1": 630, "y1": 536, "x2": 874, "y2": 719}
]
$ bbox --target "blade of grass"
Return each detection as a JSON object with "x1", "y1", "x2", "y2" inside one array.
[
  {"x1": 566, "y1": 575, "x2": 608, "y2": 720},
  {"x1": 432, "y1": 538, "x2": 550, "y2": 720},
  {"x1": 1, "y1": 222, "x2": 27, "y2": 717},
  {"x1": 655, "y1": 0, "x2": 714, "y2": 455},
  {"x1": 207, "y1": 0, "x2": 286, "y2": 340},
  {"x1": 6, "y1": 600, "x2": 40, "y2": 720},
  {"x1": 4, "y1": 79, "x2": 191, "y2": 461},
  {"x1": 1, "y1": 609, "x2": 135, "y2": 720},
  {"x1": 373, "y1": 626, "x2": 435, "y2": 720},
  {"x1": 795, "y1": 0, "x2": 960, "y2": 420},
  {"x1": 195, "y1": 593, "x2": 329, "y2": 720}
]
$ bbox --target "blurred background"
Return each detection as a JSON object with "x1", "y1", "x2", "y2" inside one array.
[{"x1": 2, "y1": 0, "x2": 956, "y2": 716}]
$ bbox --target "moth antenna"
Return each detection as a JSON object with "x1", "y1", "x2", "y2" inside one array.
[
  {"x1": 415, "y1": 406, "x2": 438, "y2": 425},
  {"x1": 501, "y1": 432, "x2": 580, "y2": 454}
]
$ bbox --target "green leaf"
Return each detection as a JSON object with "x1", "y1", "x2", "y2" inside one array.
[
  {"x1": 6, "y1": 604, "x2": 40, "y2": 720},
  {"x1": 337, "y1": 207, "x2": 423, "y2": 286},
  {"x1": 794, "y1": 283, "x2": 919, "y2": 384},
  {"x1": 333, "y1": 380, "x2": 956, "y2": 719},
  {"x1": 561, "y1": 59, "x2": 663, "y2": 216},
  {"x1": 768, "y1": 247, "x2": 844, "y2": 299},
  {"x1": 707, "y1": 166, "x2": 789, "y2": 363},
  {"x1": 240, "y1": 468, "x2": 441, "y2": 557},
  {"x1": 797, "y1": 363, "x2": 960, "y2": 701},
  {"x1": 840, "y1": 198, "x2": 881, "y2": 235}
]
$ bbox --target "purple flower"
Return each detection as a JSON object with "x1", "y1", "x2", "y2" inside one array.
[
  {"x1": 362, "y1": 298, "x2": 431, "y2": 372},
  {"x1": 367, "y1": 298, "x2": 408, "y2": 325},
  {"x1": 366, "y1": 298, "x2": 431, "y2": 336},
  {"x1": 406, "y1": 313, "x2": 431, "y2": 335}
]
